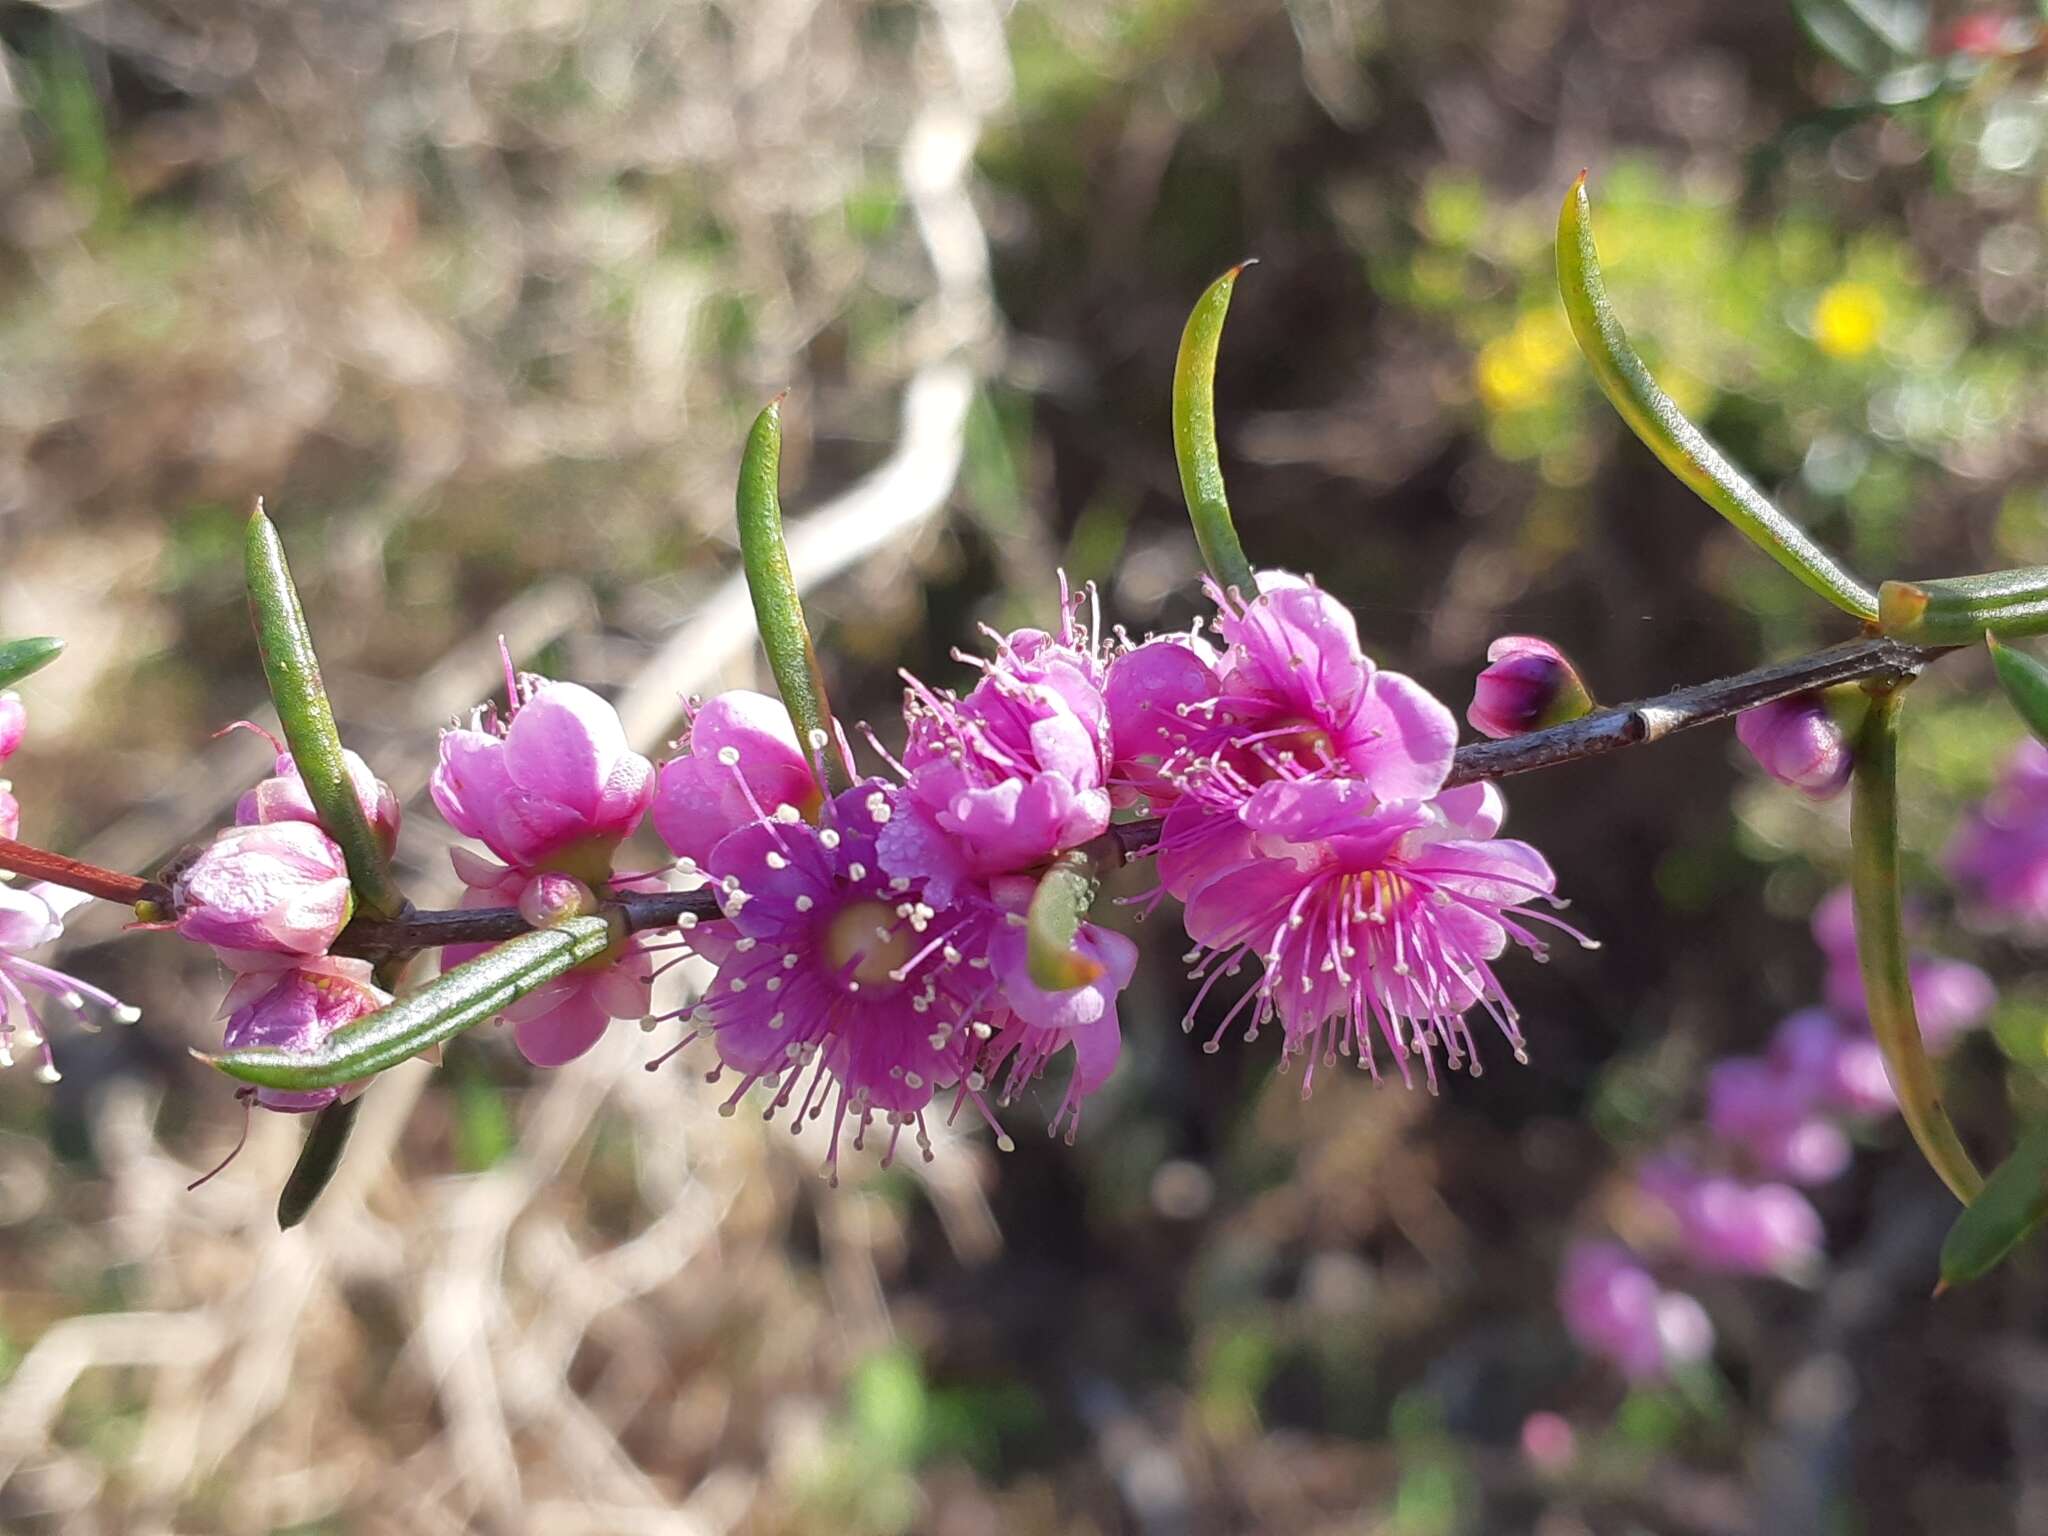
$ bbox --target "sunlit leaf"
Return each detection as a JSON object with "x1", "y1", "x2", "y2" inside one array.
[
  {"x1": 1026, "y1": 848, "x2": 1104, "y2": 991},
  {"x1": 0, "y1": 637, "x2": 63, "y2": 690},
  {"x1": 1556, "y1": 176, "x2": 1879, "y2": 622},
  {"x1": 1940, "y1": 1118, "x2": 2048, "y2": 1289},
  {"x1": 200, "y1": 915, "x2": 614, "y2": 1091},
  {"x1": 735, "y1": 399, "x2": 847, "y2": 792},
  {"x1": 1880, "y1": 568, "x2": 2048, "y2": 645},
  {"x1": 244, "y1": 504, "x2": 406, "y2": 918},
  {"x1": 1849, "y1": 682, "x2": 1983, "y2": 1203},
  {"x1": 1172, "y1": 264, "x2": 1258, "y2": 598}
]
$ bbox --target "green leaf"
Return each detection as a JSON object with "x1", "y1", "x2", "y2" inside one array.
[
  {"x1": 735, "y1": 399, "x2": 846, "y2": 794},
  {"x1": 276, "y1": 1095, "x2": 361, "y2": 1230},
  {"x1": 1940, "y1": 1118, "x2": 2048, "y2": 1289},
  {"x1": 0, "y1": 637, "x2": 64, "y2": 690},
  {"x1": 1556, "y1": 177, "x2": 1879, "y2": 622},
  {"x1": 1025, "y1": 848, "x2": 1104, "y2": 992},
  {"x1": 200, "y1": 915, "x2": 615, "y2": 1091},
  {"x1": 244, "y1": 505, "x2": 406, "y2": 919},
  {"x1": 1172, "y1": 264, "x2": 1259, "y2": 598},
  {"x1": 1790, "y1": 0, "x2": 1927, "y2": 76},
  {"x1": 1849, "y1": 682, "x2": 1983, "y2": 1203},
  {"x1": 1987, "y1": 634, "x2": 2048, "y2": 749},
  {"x1": 1880, "y1": 568, "x2": 2048, "y2": 645}
]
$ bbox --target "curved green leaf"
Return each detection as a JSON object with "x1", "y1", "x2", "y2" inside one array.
[
  {"x1": 1987, "y1": 633, "x2": 2048, "y2": 747},
  {"x1": 736, "y1": 399, "x2": 846, "y2": 793},
  {"x1": 276, "y1": 1095, "x2": 361, "y2": 1230},
  {"x1": 200, "y1": 915, "x2": 614, "y2": 1091},
  {"x1": 1026, "y1": 848, "x2": 1105, "y2": 991},
  {"x1": 1173, "y1": 264, "x2": 1258, "y2": 597},
  {"x1": 1940, "y1": 1118, "x2": 2048, "y2": 1289},
  {"x1": 1850, "y1": 681, "x2": 1983, "y2": 1203},
  {"x1": 0, "y1": 637, "x2": 64, "y2": 690},
  {"x1": 1881, "y1": 568, "x2": 2048, "y2": 644},
  {"x1": 1557, "y1": 176, "x2": 1879, "y2": 621},
  {"x1": 245, "y1": 505, "x2": 406, "y2": 919}
]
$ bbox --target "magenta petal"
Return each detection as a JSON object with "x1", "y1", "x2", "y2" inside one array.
[
  {"x1": 430, "y1": 729, "x2": 513, "y2": 844},
  {"x1": 1105, "y1": 637, "x2": 1220, "y2": 774},
  {"x1": 1183, "y1": 856, "x2": 1322, "y2": 951},
  {"x1": 1339, "y1": 670, "x2": 1456, "y2": 801},
  {"x1": 1219, "y1": 579, "x2": 1369, "y2": 723},
  {"x1": 511, "y1": 983, "x2": 614, "y2": 1066}
]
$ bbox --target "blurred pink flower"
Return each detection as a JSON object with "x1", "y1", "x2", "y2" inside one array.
[
  {"x1": 1735, "y1": 693, "x2": 1851, "y2": 801},
  {"x1": 0, "y1": 881, "x2": 139, "y2": 1083},
  {"x1": 1639, "y1": 1160, "x2": 1824, "y2": 1278},
  {"x1": 0, "y1": 692, "x2": 25, "y2": 764},
  {"x1": 1558, "y1": 1241, "x2": 1713, "y2": 1383}
]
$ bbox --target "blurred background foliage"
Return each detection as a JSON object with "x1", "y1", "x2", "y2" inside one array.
[{"x1": 0, "y1": 0, "x2": 2044, "y2": 1531}]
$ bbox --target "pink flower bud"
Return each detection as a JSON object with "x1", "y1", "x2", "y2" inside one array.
[
  {"x1": 432, "y1": 678, "x2": 653, "y2": 877},
  {"x1": 1466, "y1": 636, "x2": 1594, "y2": 740},
  {"x1": 173, "y1": 821, "x2": 353, "y2": 962},
  {"x1": 517, "y1": 872, "x2": 597, "y2": 928},
  {"x1": 1735, "y1": 693, "x2": 1850, "y2": 801},
  {"x1": 0, "y1": 693, "x2": 25, "y2": 764},
  {"x1": 237, "y1": 746, "x2": 401, "y2": 858},
  {"x1": 220, "y1": 957, "x2": 388, "y2": 1111}
]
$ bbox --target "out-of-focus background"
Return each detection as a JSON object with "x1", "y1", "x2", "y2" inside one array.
[{"x1": 0, "y1": 0, "x2": 2044, "y2": 1530}]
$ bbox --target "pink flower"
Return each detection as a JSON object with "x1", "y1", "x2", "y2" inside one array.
[
  {"x1": 0, "y1": 882, "x2": 139, "y2": 1082},
  {"x1": 219, "y1": 957, "x2": 388, "y2": 1112},
  {"x1": 1949, "y1": 740, "x2": 2048, "y2": 926},
  {"x1": 979, "y1": 906, "x2": 1137, "y2": 1141},
  {"x1": 1557, "y1": 1241, "x2": 1713, "y2": 1383},
  {"x1": 1639, "y1": 1160, "x2": 1824, "y2": 1278},
  {"x1": 0, "y1": 788, "x2": 17, "y2": 843},
  {"x1": 442, "y1": 864, "x2": 658, "y2": 1068},
  {"x1": 882, "y1": 607, "x2": 1114, "y2": 907},
  {"x1": 669, "y1": 780, "x2": 999, "y2": 1176},
  {"x1": 0, "y1": 692, "x2": 25, "y2": 764},
  {"x1": 1704, "y1": 1050, "x2": 1853, "y2": 1185},
  {"x1": 1105, "y1": 573, "x2": 1458, "y2": 903},
  {"x1": 1735, "y1": 693, "x2": 1851, "y2": 801},
  {"x1": 172, "y1": 821, "x2": 353, "y2": 965},
  {"x1": 432, "y1": 674, "x2": 654, "y2": 879},
  {"x1": 652, "y1": 690, "x2": 825, "y2": 868},
  {"x1": 1179, "y1": 775, "x2": 1577, "y2": 1089},
  {"x1": 1467, "y1": 636, "x2": 1594, "y2": 740},
  {"x1": 235, "y1": 736, "x2": 400, "y2": 858}
]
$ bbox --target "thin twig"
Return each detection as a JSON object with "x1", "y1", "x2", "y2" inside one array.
[{"x1": 324, "y1": 632, "x2": 1948, "y2": 960}]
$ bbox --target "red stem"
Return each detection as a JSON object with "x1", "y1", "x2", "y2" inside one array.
[{"x1": 0, "y1": 838, "x2": 162, "y2": 905}]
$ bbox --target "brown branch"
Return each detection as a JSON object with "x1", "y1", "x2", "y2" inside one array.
[
  {"x1": 0, "y1": 632, "x2": 1952, "y2": 962},
  {"x1": 329, "y1": 632, "x2": 1949, "y2": 959}
]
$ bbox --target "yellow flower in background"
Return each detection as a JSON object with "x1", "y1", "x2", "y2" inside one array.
[
  {"x1": 1812, "y1": 281, "x2": 1886, "y2": 359},
  {"x1": 1475, "y1": 308, "x2": 1575, "y2": 412}
]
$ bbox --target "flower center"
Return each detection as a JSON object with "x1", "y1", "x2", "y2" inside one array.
[
  {"x1": 822, "y1": 900, "x2": 913, "y2": 989},
  {"x1": 1249, "y1": 716, "x2": 1336, "y2": 780}
]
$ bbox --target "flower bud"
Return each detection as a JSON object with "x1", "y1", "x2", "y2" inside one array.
[
  {"x1": 517, "y1": 872, "x2": 597, "y2": 928},
  {"x1": 237, "y1": 746, "x2": 401, "y2": 858},
  {"x1": 0, "y1": 693, "x2": 25, "y2": 764},
  {"x1": 173, "y1": 821, "x2": 353, "y2": 963},
  {"x1": 1466, "y1": 636, "x2": 1594, "y2": 740},
  {"x1": 220, "y1": 958, "x2": 387, "y2": 1112},
  {"x1": 1734, "y1": 692, "x2": 1850, "y2": 801}
]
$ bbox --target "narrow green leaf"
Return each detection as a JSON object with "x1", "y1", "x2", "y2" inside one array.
[
  {"x1": 0, "y1": 637, "x2": 63, "y2": 690},
  {"x1": 1987, "y1": 634, "x2": 2048, "y2": 748},
  {"x1": 201, "y1": 915, "x2": 614, "y2": 1091},
  {"x1": 1556, "y1": 176, "x2": 1879, "y2": 622},
  {"x1": 244, "y1": 505, "x2": 406, "y2": 919},
  {"x1": 1026, "y1": 848, "x2": 1104, "y2": 991},
  {"x1": 276, "y1": 1095, "x2": 361, "y2": 1230},
  {"x1": 1880, "y1": 567, "x2": 2048, "y2": 644},
  {"x1": 1173, "y1": 264, "x2": 1259, "y2": 598},
  {"x1": 736, "y1": 399, "x2": 847, "y2": 793},
  {"x1": 1849, "y1": 681, "x2": 1983, "y2": 1203},
  {"x1": 1940, "y1": 1118, "x2": 2048, "y2": 1289}
]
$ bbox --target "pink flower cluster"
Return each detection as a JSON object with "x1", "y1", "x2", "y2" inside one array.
[
  {"x1": 1560, "y1": 885, "x2": 1993, "y2": 1383},
  {"x1": 650, "y1": 571, "x2": 1581, "y2": 1174},
  {"x1": 1113, "y1": 576, "x2": 1587, "y2": 1091},
  {"x1": 650, "y1": 594, "x2": 1139, "y2": 1173},
  {"x1": 1949, "y1": 738, "x2": 2048, "y2": 926},
  {"x1": 0, "y1": 694, "x2": 140, "y2": 1082}
]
